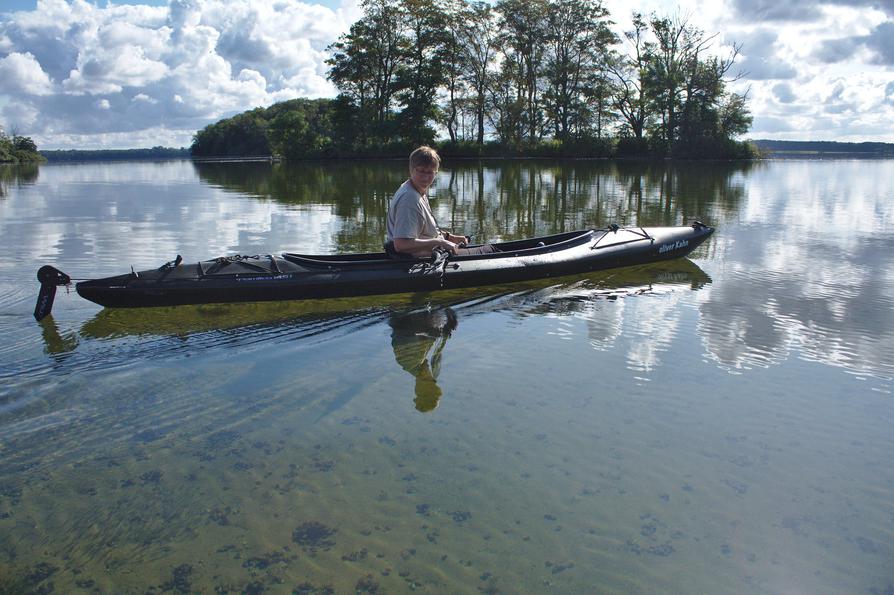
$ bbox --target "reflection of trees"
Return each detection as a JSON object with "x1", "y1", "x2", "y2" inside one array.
[
  {"x1": 39, "y1": 316, "x2": 79, "y2": 355},
  {"x1": 0, "y1": 163, "x2": 40, "y2": 198},
  {"x1": 439, "y1": 160, "x2": 753, "y2": 239},
  {"x1": 193, "y1": 160, "x2": 402, "y2": 252},
  {"x1": 612, "y1": 160, "x2": 754, "y2": 227},
  {"x1": 193, "y1": 159, "x2": 750, "y2": 252}
]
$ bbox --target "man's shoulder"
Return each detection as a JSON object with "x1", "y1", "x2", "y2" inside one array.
[{"x1": 392, "y1": 180, "x2": 422, "y2": 205}]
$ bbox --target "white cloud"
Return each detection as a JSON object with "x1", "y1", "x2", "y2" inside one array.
[
  {"x1": 133, "y1": 92, "x2": 157, "y2": 104},
  {"x1": 0, "y1": 0, "x2": 349, "y2": 149},
  {"x1": 2, "y1": 100, "x2": 40, "y2": 129},
  {"x1": 0, "y1": 51, "x2": 53, "y2": 95}
]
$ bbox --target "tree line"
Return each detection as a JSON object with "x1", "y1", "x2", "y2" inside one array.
[
  {"x1": 41, "y1": 147, "x2": 190, "y2": 162},
  {"x1": 192, "y1": 0, "x2": 755, "y2": 160},
  {"x1": 752, "y1": 140, "x2": 894, "y2": 158},
  {"x1": 0, "y1": 127, "x2": 44, "y2": 163}
]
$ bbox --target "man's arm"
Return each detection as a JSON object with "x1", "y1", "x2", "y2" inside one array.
[{"x1": 394, "y1": 236, "x2": 457, "y2": 256}]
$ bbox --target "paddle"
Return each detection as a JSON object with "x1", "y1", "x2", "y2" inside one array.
[{"x1": 34, "y1": 265, "x2": 71, "y2": 321}]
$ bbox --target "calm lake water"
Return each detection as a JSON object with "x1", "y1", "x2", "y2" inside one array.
[{"x1": 0, "y1": 158, "x2": 892, "y2": 594}]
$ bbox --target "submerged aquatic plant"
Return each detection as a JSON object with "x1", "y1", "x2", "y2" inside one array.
[{"x1": 291, "y1": 521, "x2": 336, "y2": 550}]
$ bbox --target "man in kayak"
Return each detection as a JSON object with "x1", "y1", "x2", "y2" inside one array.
[{"x1": 385, "y1": 146, "x2": 498, "y2": 258}]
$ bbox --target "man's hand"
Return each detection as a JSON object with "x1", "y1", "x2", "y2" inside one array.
[{"x1": 441, "y1": 231, "x2": 467, "y2": 247}]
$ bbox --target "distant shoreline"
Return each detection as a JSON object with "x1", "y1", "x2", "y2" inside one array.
[
  {"x1": 39, "y1": 147, "x2": 191, "y2": 163},
  {"x1": 35, "y1": 139, "x2": 894, "y2": 163},
  {"x1": 751, "y1": 139, "x2": 894, "y2": 158}
]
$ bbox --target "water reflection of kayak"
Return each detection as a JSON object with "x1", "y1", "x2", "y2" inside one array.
[
  {"x1": 38, "y1": 224, "x2": 712, "y2": 317},
  {"x1": 74, "y1": 258, "x2": 711, "y2": 341}
]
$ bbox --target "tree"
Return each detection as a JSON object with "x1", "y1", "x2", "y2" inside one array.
[
  {"x1": 644, "y1": 14, "x2": 748, "y2": 155},
  {"x1": 326, "y1": 0, "x2": 406, "y2": 146},
  {"x1": 326, "y1": 22, "x2": 377, "y2": 146},
  {"x1": 0, "y1": 128, "x2": 13, "y2": 163},
  {"x1": 487, "y1": 66, "x2": 527, "y2": 147},
  {"x1": 191, "y1": 110, "x2": 270, "y2": 157},
  {"x1": 718, "y1": 92, "x2": 751, "y2": 138},
  {"x1": 608, "y1": 13, "x2": 653, "y2": 148},
  {"x1": 0, "y1": 125, "x2": 44, "y2": 163},
  {"x1": 439, "y1": 0, "x2": 467, "y2": 143},
  {"x1": 395, "y1": 0, "x2": 449, "y2": 146},
  {"x1": 188, "y1": 0, "x2": 754, "y2": 159},
  {"x1": 456, "y1": 1, "x2": 498, "y2": 144},
  {"x1": 496, "y1": 0, "x2": 549, "y2": 143},
  {"x1": 608, "y1": 12, "x2": 750, "y2": 156},
  {"x1": 541, "y1": 0, "x2": 615, "y2": 142},
  {"x1": 644, "y1": 15, "x2": 686, "y2": 150},
  {"x1": 14, "y1": 135, "x2": 38, "y2": 154},
  {"x1": 267, "y1": 100, "x2": 334, "y2": 159}
]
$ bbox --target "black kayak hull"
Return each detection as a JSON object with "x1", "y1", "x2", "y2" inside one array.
[{"x1": 75, "y1": 224, "x2": 714, "y2": 308}]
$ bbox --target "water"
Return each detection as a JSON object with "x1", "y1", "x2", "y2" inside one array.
[{"x1": 0, "y1": 158, "x2": 892, "y2": 594}]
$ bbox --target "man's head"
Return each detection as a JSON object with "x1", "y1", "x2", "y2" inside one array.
[
  {"x1": 409, "y1": 145, "x2": 440, "y2": 171},
  {"x1": 409, "y1": 146, "x2": 440, "y2": 193}
]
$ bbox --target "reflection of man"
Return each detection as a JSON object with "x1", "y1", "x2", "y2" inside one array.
[{"x1": 388, "y1": 307, "x2": 458, "y2": 412}]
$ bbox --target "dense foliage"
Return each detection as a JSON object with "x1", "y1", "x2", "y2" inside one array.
[
  {"x1": 191, "y1": 99, "x2": 336, "y2": 158},
  {"x1": 0, "y1": 127, "x2": 44, "y2": 163},
  {"x1": 192, "y1": 0, "x2": 755, "y2": 159}
]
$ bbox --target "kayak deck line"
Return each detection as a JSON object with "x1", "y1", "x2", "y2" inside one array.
[{"x1": 33, "y1": 222, "x2": 714, "y2": 320}]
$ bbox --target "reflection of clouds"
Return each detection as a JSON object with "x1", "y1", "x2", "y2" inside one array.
[
  {"x1": 697, "y1": 275, "x2": 793, "y2": 372},
  {"x1": 584, "y1": 299, "x2": 623, "y2": 350},
  {"x1": 743, "y1": 161, "x2": 893, "y2": 235},
  {"x1": 623, "y1": 296, "x2": 684, "y2": 374},
  {"x1": 698, "y1": 161, "x2": 894, "y2": 380},
  {"x1": 529, "y1": 276, "x2": 699, "y2": 373},
  {"x1": 4, "y1": 162, "x2": 343, "y2": 278}
]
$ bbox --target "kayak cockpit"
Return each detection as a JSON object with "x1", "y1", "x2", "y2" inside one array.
[{"x1": 283, "y1": 229, "x2": 597, "y2": 265}]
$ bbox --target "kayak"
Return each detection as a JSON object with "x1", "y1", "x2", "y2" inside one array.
[
  {"x1": 34, "y1": 222, "x2": 713, "y2": 319},
  {"x1": 36, "y1": 222, "x2": 713, "y2": 317}
]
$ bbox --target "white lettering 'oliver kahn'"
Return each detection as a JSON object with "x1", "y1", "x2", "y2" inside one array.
[{"x1": 658, "y1": 239, "x2": 689, "y2": 254}]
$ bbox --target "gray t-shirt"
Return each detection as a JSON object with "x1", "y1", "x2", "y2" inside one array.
[{"x1": 386, "y1": 179, "x2": 439, "y2": 243}]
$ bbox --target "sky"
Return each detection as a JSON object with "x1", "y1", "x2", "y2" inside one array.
[{"x1": 1, "y1": 0, "x2": 892, "y2": 150}]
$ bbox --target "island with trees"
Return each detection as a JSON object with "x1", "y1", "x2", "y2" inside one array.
[
  {"x1": 192, "y1": 0, "x2": 755, "y2": 161},
  {"x1": 0, "y1": 127, "x2": 44, "y2": 163}
]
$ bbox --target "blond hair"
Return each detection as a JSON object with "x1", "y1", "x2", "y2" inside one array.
[{"x1": 409, "y1": 146, "x2": 440, "y2": 170}]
